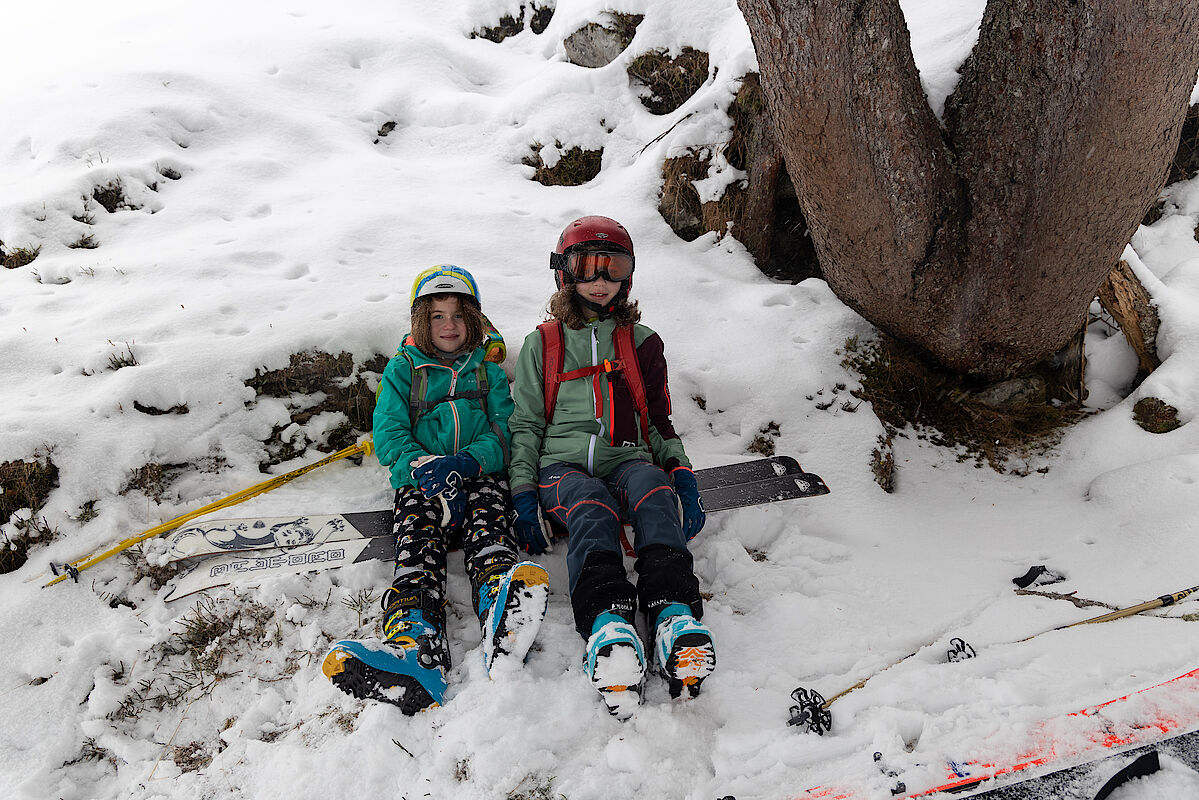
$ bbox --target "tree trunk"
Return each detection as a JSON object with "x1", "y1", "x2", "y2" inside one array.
[{"x1": 737, "y1": 0, "x2": 1199, "y2": 378}]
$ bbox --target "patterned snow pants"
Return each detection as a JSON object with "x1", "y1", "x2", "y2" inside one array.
[{"x1": 383, "y1": 473, "x2": 519, "y2": 670}]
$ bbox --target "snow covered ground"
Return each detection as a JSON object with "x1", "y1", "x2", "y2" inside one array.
[{"x1": 3, "y1": 1, "x2": 1199, "y2": 798}]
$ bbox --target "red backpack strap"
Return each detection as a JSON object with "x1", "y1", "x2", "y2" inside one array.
[
  {"x1": 613, "y1": 325, "x2": 653, "y2": 452},
  {"x1": 537, "y1": 320, "x2": 565, "y2": 423}
]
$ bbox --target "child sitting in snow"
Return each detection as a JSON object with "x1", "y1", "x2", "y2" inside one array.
[
  {"x1": 322, "y1": 265, "x2": 548, "y2": 715},
  {"x1": 507, "y1": 216, "x2": 715, "y2": 719}
]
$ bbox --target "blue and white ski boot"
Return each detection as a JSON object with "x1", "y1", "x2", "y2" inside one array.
[
  {"x1": 322, "y1": 608, "x2": 448, "y2": 715},
  {"x1": 478, "y1": 561, "x2": 549, "y2": 675},
  {"x1": 651, "y1": 603, "x2": 716, "y2": 699},
  {"x1": 584, "y1": 610, "x2": 646, "y2": 720}
]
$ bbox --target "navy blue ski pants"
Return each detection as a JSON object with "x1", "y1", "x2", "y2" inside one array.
[{"x1": 538, "y1": 459, "x2": 701, "y2": 635}]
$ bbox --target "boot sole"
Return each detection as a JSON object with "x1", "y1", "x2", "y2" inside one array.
[
  {"x1": 323, "y1": 640, "x2": 446, "y2": 714},
  {"x1": 661, "y1": 631, "x2": 716, "y2": 699},
  {"x1": 590, "y1": 641, "x2": 645, "y2": 720}
]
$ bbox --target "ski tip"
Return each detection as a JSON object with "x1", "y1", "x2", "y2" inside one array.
[{"x1": 796, "y1": 473, "x2": 831, "y2": 497}]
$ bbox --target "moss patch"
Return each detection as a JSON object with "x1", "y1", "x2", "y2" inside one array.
[
  {"x1": 842, "y1": 335, "x2": 1085, "y2": 472},
  {"x1": 627, "y1": 47, "x2": 709, "y2": 115},
  {"x1": 1132, "y1": 397, "x2": 1182, "y2": 433}
]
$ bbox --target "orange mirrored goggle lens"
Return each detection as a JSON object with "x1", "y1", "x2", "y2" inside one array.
[{"x1": 565, "y1": 251, "x2": 634, "y2": 283}]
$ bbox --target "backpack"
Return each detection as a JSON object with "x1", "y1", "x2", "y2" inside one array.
[{"x1": 537, "y1": 320, "x2": 652, "y2": 452}]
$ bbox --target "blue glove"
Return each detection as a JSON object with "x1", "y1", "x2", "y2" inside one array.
[
  {"x1": 512, "y1": 490, "x2": 551, "y2": 555},
  {"x1": 413, "y1": 453, "x2": 481, "y2": 499},
  {"x1": 672, "y1": 468, "x2": 705, "y2": 541}
]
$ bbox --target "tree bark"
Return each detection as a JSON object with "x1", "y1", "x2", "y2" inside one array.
[
  {"x1": 1097, "y1": 259, "x2": 1161, "y2": 376},
  {"x1": 737, "y1": 0, "x2": 1199, "y2": 378}
]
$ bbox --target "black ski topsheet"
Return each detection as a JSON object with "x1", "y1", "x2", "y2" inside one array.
[
  {"x1": 163, "y1": 456, "x2": 825, "y2": 564},
  {"x1": 161, "y1": 464, "x2": 829, "y2": 602}
]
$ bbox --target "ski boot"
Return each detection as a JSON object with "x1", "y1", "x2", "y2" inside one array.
[
  {"x1": 478, "y1": 561, "x2": 550, "y2": 675},
  {"x1": 322, "y1": 602, "x2": 448, "y2": 715},
  {"x1": 584, "y1": 610, "x2": 646, "y2": 720},
  {"x1": 650, "y1": 603, "x2": 716, "y2": 699}
]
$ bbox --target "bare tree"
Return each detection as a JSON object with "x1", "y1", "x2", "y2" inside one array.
[{"x1": 737, "y1": 0, "x2": 1199, "y2": 378}]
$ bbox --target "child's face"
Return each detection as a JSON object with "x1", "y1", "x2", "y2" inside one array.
[
  {"x1": 429, "y1": 296, "x2": 467, "y2": 354},
  {"x1": 574, "y1": 275, "x2": 620, "y2": 307}
]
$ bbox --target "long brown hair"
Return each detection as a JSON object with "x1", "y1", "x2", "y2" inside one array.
[
  {"x1": 410, "y1": 294, "x2": 486, "y2": 357},
  {"x1": 547, "y1": 287, "x2": 641, "y2": 330}
]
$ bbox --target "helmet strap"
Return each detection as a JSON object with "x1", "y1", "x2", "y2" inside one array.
[{"x1": 576, "y1": 281, "x2": 630, "y2": 320}]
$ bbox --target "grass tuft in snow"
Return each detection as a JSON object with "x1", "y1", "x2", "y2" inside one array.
[
  {"x1": 341, "y1": 588, "x2": 380, "y2": 633},
  {"x1": 107, "y1": 342, "x2": 139, "y2": 371},
  {"x1": 121, "y1": 461, "x2": 187, "y2": 504},
  {"x1": 1, "y1": 242, "x2": 41, "y2": 269},
  {"x1": 508, "y1": 773, "x2": 567, "y2": 800},
  {"x1": 627, "y1": 47, "x2": 709, "y2": 115},
  {"x1": 110, "y1": 596, "x2": 277, "y2": 722},
  {"x1": 0, "y1": 451, "x2": 60, "y2": 574},
  {"x1": 747, "y1": 420, "x2": 780, "y2": 456},
  {"x1": 121, "y1": 544, "x2": 182, "y2": 590},
  {"x1": 172, "y1": 740, "x2": 214, "y2": 773},
  {"x1": 92, "y1": 179, "x2": 137, "y2": 213},
  {"x1": 68, "y1": 232, "x2": 99, "y2": 250},
  {"x1": 0, "y1": 451, "x2": 59, "y2": 528},
  {"x1": 248, "y1": 350, "x2": 387, "y2": 465},
  {"x1": 524, "y1": 143, "x2": 604, "y2": 187}
]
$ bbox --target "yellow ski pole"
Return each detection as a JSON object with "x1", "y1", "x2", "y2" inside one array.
[{"x1": 43, "y1": 439, "x2": 373, "y2": 588}]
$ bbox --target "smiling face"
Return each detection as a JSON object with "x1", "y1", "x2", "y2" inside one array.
[
  {"x1": 574, "y1": 275, "x2": 621, "y2": 308},
  {"x1": 428, "y1": 296, "x2": 467, "y2": 354}
]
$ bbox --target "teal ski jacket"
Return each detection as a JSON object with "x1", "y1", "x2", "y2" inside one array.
[{"x1": 373, "y1": 341, "x2": 514, "y2": 490}]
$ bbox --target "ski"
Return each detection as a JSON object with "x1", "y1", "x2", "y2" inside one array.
[
  {"x1": 162, "y1": 463, "x2": 829, "y2": 602},
  {"x1": 798, "y1": 666, "x2": 1199, "y2": 799},
  {"x1": 968, "y1": 728, "x2": 1199, "y2": 799},
  {"x1": 161, "y1": 456, "x2": 822, "y2": 563}
]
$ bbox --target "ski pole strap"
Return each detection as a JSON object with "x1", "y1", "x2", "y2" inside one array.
[
  {"x1": 1093, "y1": 751, "x2": 1159, "y2": 800},
  {"x1": 43, "y1": 439, "x2": 373, "y2": 588}
]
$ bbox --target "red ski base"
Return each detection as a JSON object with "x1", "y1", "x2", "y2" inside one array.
[{"x1": 798, "y1": 666, "x2": 1199, "y2": 799}]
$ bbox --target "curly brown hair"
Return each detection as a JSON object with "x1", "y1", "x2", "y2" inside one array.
[
  {"x1": 547, "y1": 286, "x2": 641, "y2": 330},
  {"x1": 410, "y1": 294, "x2": 486, "y2": 357}
]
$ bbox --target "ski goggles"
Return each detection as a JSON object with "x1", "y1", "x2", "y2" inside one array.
[{"x1": 553, "y1": 250, "x2": 635, "y2": 283}]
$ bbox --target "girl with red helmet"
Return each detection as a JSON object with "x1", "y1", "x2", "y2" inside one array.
[{"x1": 507, "y1": 217, "x2": 715, "y2": 719}]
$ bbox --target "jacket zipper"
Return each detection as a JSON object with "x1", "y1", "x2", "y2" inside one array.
[{"x1": 587, "y1": 326, "x2": 601, "y2": 473}]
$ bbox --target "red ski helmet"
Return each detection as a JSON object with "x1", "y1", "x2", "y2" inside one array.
[{"x1": 550, "y1": 215, "x2": 635, "y2": 291}]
